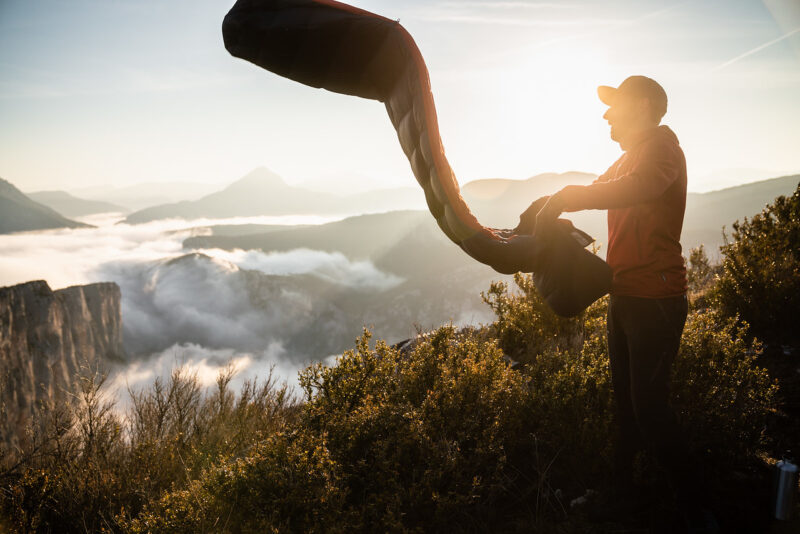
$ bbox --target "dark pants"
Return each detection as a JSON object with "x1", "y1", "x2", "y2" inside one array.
[{"x1": 607, "y1": 294, "x2": 697, "y2": 503}]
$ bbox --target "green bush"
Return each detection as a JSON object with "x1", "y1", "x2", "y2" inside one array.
[{"x1": 713, "y1": 183, "x2": 800, "y2": 346}]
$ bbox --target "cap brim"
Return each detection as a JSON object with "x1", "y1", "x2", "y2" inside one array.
[{"x1": 597, "y1": 85, "x2": 616, "y2": 106}]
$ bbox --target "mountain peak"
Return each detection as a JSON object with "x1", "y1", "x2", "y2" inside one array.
[
  {"x1": 1, "y1": 177, "x2": 91, "y2": 233},
  {"x1": 0, "y1": 177, "x2": 31, "y2": 203},
  {"x1": 227, "y1": 167, "x2": 288, "y2": 191}
]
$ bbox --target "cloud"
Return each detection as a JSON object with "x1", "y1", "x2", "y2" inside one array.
[
  {"x1": 1, "y1": 214, "x2": 499, "y2": 398},
  {"x1": 199, "y1": 248, "x2": 403, "y2": 290},
  {"x1": 0, "y1": 213, "x2": 375, "y2": 289},
  {"x1": 0, "y1": 214, "x2": 406, "y2": 361},
  {"x1": 711, "y1": 26, "x2": 800, "y2": 72},
  {"x1": 106, "y1": 341, "x2": 305, "y2": 411}
]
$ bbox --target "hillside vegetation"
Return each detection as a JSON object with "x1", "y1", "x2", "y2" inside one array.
[{"x1": 2, "y1": 185, "x2": 798, "y2": 533}]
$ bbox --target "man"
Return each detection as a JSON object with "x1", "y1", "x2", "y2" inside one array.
[{"x1": 533, "y1": 76, "x2": 717, "y2": 532}]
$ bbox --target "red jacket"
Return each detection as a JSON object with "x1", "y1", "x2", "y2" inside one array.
[{"x1": 560, "y1": 125, "x2": 688, "y2": 297}]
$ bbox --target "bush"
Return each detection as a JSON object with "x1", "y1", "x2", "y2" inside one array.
[
  {"x1": 122, "y1": 430, "x2": 347, "y2": 534},
  {"x1": 130, "y1": 329, "x2": 540, "y2": 533},
  {"x1": 672, "y1": 310, "x2": 778, "y2": 465},
  {"x1": 685, "y1": 244, "x2": 719, "y2": 310},
  {"x1": 484, "y1": 273, "x2": 614, "y2": 488},
  {"x1": 485, "y1": 274, "x2": 776, "y2": 489},
  {"x1": 481, "y1": 272, "x2": 604, "y2": 362},
  {"x1": 713, "y1": 183, "x2": 800, "y2": 346},
  {"x1": 0, "y1": 364, "x2": 294, "y2": 533}
]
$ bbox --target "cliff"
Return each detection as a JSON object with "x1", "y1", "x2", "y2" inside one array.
[{"x1": 0, "y1": 280, "x2": 123, "y2": 447}]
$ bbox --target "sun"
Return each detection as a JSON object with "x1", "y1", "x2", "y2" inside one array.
[{"x1": 439, "y1": 40, "x2": 619, "y2": 181}]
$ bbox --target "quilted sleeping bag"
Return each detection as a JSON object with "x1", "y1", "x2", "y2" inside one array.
[{"x1": 222, "y1": 0, "x2": 612, "y2": 317}]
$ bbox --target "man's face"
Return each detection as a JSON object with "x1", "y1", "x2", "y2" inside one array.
[{"x1": 602, "y1": 96, "x2": 649, "y2": 144}]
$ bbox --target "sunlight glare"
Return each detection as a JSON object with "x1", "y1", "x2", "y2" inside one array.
[{"x1": 497, "y1": 42, "x2": 614, "y2": 173}]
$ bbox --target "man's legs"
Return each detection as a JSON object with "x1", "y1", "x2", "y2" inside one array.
[
  {"x1": 607, "y1": 297, "x2": 643, "y2": 491},
  {"x1": 607, "y1": 294, "x2": 695, "y2": 499}
]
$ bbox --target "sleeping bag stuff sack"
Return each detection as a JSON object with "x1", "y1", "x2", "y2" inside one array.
[{"x1": 222, "y1": 0, "x2": 612, "y2": 317}]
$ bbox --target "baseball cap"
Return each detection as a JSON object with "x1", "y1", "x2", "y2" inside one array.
[{"x1": 597, "y1": 75, "x2": 668, "y2": 120}]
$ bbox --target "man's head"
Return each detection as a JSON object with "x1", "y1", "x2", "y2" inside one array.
[{"x1": 598, "y1": 75, "x2": 667, "y2": 146}]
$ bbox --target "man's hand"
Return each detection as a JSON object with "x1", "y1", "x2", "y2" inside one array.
[
  {"x1": 534, "y1": 191, "x2": 568, "y2": 240},
  {"x1": 514, "y1": 195, "x2": 550, "y2": 235}
]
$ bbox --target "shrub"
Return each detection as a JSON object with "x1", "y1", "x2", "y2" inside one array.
[
  {"x1": 713, "y1": 183, "x2": 800, "y2": 346},
  {"x1": 0, "y1": 364, "x2": 294, "y2": 533},
  {"x1": 672, "y1": 310, "x2": 778, "y2": 465},
  {"x1": 130, "y1": 329, "x2": 540, "y2": 533},
  {"x1": 0, "y1": 370, "x2": 127, "y2": 533},
  {"x1": 122, "y1": 430, "x2": 347, "y2": 534},
  {"x1": 481, "y1": 272, "x2": 604, "y2": 363},
  {"x1": 685, "y1": 244, "x2": 719, "y2": 310},
  {"x1": 485, "y1": 273, "x2": 776, "y2": 489}
]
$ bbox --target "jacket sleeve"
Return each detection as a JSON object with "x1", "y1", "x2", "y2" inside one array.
[
  {"x1": 561, "y1": 161, "x2": 617, "y2": 213},
  {"x1": 560, "y1": 140, "x2": 681, "y2": 210}
]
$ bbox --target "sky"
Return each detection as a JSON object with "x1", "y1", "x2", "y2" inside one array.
[{"x1": 1, "y1": 0, "x2": 799, "y2": 194}]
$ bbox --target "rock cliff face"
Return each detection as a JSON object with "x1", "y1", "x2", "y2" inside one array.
[{"x1": 0, "y1": 280, "x2": 123, "y2": 446}]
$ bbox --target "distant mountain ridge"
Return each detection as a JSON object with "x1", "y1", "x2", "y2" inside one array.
[
  {"x1": 184, "y1": 174, "x2": 800, "y2": 263},
  {"x1": 462, "y1": 171, "x2": 597, "y2": 200},
  {"x1": 71, "y1": 181, "x2": 220, "y2": 212},
  {"x1": 123, "y1": 168, "x2": 597, "y2": 225},
  {"x1": 0, "y1": 178, "x2": 90, "y2": 234},
  {"x1": 184, "y1": 211, "x2": 429, "y2": 263},
  {"x1": 123, "y1": 167, "x2": 426, "y2": 224},
  {"x1": 27, "y1": 190, "x2": 127, "y2": 217},
  {"x1": 461, "y1": 171, "x2": 597, "y2": 228}
]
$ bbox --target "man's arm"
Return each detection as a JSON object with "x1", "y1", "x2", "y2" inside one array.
[
  {"x1": 515, "y1": 160, "x2": 619, "y2": 233},
  {"x1": 556, "y1": 140, "x2": 682, "y2": 211}
]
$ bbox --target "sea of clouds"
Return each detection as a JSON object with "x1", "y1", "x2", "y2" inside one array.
[{"x1": 0, "y1": 213, "x2": 403, "y2": 397}]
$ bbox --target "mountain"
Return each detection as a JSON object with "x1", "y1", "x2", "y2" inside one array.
[
  {"x1": 184, "y1": 174, "x2": 800, "y2": 265},
  {"x1": 344, "y1": 186, "x2": 424, "y2": 213},
  {"x1": 300, "y1": 171, "x2": 390, "y2": 195},
  {"x1": 184, "y1": 211, "x2": 430, "y2": 262},
  {"x1": 27, "y1": 190, "x2": 128, "y2": 217},
  {"x1": 177, "y1": 211, "x2": 509, "y2": 357},
  {"x1": 123, "y1": 168, "x2": 339, "y2": 224},
  {"x1": 682, "y1": 174, "x2": 800, "y2": 254},
  {"x1": 0, "y1": 178, "x2": 91, "y2": 234},
  {"x1": 0, "y1": 280, "x2": 123, "y2": 448},
  {"x1": 695, "y1": 167, "x2": 784, "y2": 192},
  {"x1": 71, "y1": 181, "x2": 220, "y2": 211},
  {"x1": 123, "y1": 168, "x2": 425, "y2": 224},
  {"x1": 461, "y1": 171, "x2": 598, "y2": 228}
]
